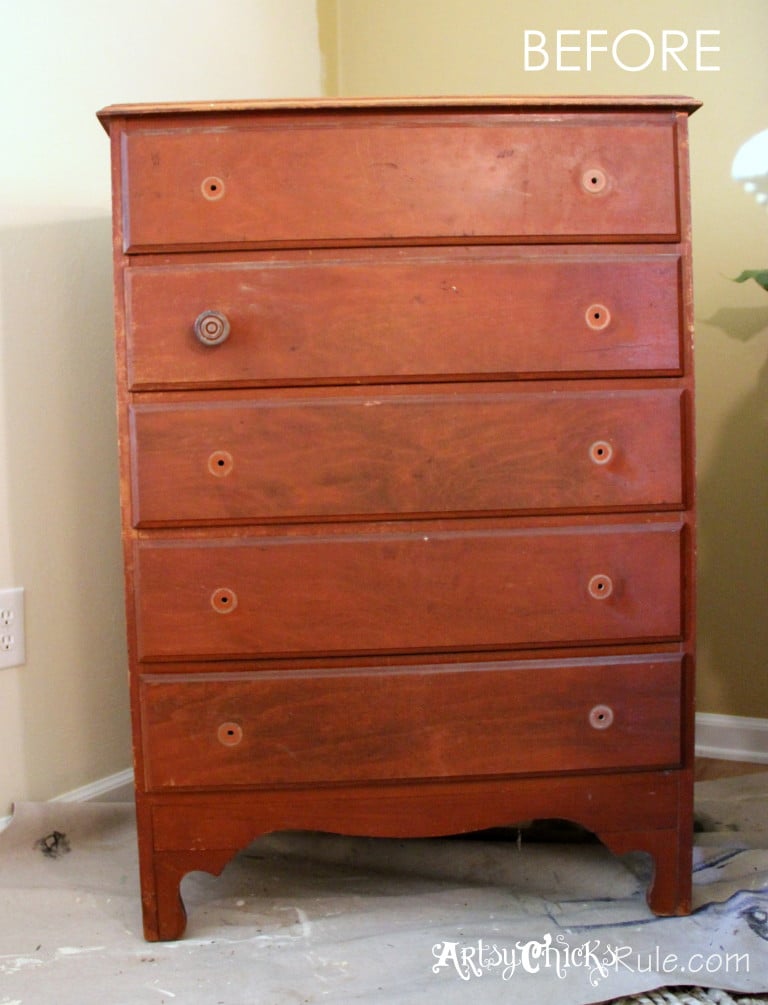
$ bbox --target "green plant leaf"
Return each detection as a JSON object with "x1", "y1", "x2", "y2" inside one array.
[{"x1": 732, "y1": 269, "x2": 768, "y2": 290}]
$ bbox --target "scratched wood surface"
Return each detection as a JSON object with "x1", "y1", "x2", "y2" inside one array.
[
  {"x1": 124, "y1": 249, "x2": 683, "y2": 388},
  {"x1": 100, "y1": 97, "x2": 699, "y2": 940},
  {"x1": 119, "y1": 113, "x2": 680, "y2": 251}
]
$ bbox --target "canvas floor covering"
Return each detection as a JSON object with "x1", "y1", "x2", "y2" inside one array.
[{"x1": 1, "y1": 774, "x2": 768, "y2": 1005}]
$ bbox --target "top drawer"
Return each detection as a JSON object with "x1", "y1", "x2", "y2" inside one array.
[{"x1": 119, "y1": 111, "x2": 681, "y2": 251}]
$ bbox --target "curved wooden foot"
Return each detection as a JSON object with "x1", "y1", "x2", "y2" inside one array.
[
  {"x1": 142, "y1": 849, "x2": 239, "y2": 942},
  {"x1": 134, "y1": 770, "x2": 692, "y2": 938},
  {"x1": 601, "y1": 828, "x2": 692, "y2": 916}
]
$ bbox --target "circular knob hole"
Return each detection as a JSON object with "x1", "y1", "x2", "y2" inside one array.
[
  {"x1": 589, "y1": 440, "x2": 613, "y2": 465},
  {"x1": 208, "y1": 450, "x2": 234, "y2": 478},
  {"x1": 201, "y1": 176, "x2": 226, "y2": 201},
  {"x1": 211, "y1": 587, "x2": 238, "y2": 614},
  {"x1": 587, "y1": 574, "x2": 613, "y2": 600},
  {"x1": 217, "y1": 722, "x2": 243, "y2": 746},
  {"x1": 194, "y1": 310, "x2": 231, "y2": 347},
  {"x1": 582, "y1": 168, "x2": 607, "y2": 193},
  {"x1": 585, "y1": 304, "x2": 611, "y2": 331},
  {"x1": 589, "y1": 705, "x2": 614, "y2": 730}
]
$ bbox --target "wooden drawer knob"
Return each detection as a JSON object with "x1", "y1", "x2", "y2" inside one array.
[
  {"x1": 588, "y1": 574, "x2": 613, "y2": 600},
  {"x1": 585, "y1": 303, "x2": 611, "y2": 330},
  {"x1": 589, "y1": 440, "x2": 613, "y2": 465},
  {"x1": 589, "y1": 705, "x2": 614, "y2": 730},
  {"x1": 217, "y1": 722, "x2": 243, "y2": 746},
  {"x1": 211, "y1": 587, "x2": 238, "y2": 614},
  {"x1": 194, "y1": 310, "x2": 230, "y2": 346}
]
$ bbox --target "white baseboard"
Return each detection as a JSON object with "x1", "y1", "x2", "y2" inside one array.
[
  {"x1": 0, "y1": 767, "x2": 134, "y2": 833},
  {"x1": 49, "y1": 767, "x2": 134, "y2": 804},
  {"x1": 695, "y1": 712, "x2": 768, "y2": 763}
]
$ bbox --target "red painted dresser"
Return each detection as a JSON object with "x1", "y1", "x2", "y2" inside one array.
[{"x1": 97, "y1": 96, "x2": 700, "y2": 941}]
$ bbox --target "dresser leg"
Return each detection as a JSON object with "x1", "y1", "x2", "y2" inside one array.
[
  {"x1": 141, "y1": 849, "x2": 240, "y2": 941},
  {"x1": 601, "y1": 828, "x2": 692, "y2": 916}
]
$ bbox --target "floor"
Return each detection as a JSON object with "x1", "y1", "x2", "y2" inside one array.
[
  {"x1": 694, "y1": 759, "x2": 768, "y2": 781},
  {"x1": 1, "y1": 759, "x2": 766, "y2": 1005}
]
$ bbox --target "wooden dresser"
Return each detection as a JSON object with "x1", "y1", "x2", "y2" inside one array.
[{"x1": 98, "y1": 96, "x2": 700, "y2": 941}]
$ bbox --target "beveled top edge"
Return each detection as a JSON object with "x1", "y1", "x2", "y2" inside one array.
[{"x1": 96, "y1": 93, "x2": 702, "y2": 130}]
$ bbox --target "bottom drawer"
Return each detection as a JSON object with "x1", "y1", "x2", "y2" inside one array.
[{"x1": 140, "y1": 655, "x2": 682, "y2": 791}]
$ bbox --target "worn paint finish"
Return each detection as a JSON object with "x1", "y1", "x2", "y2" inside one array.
[{"x1": 99, "y1": 96, "x2": 698, "y2": 941}]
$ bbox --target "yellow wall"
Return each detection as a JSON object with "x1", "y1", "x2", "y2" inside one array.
[
  {"x1": 0, "y1": 0, "x2": 322, "y2": 819},
  {"x1": 319, "y1": 0, "x2": 768, "y2": 718}
]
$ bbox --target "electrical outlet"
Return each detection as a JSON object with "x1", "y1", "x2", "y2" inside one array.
[{"x1": 0, "y1": 587, "x2": 25, "y2": 669}]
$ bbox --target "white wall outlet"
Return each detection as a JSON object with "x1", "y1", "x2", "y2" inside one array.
[{"x1": 0, "y1": 587, "x2": 25, "y2": 669}]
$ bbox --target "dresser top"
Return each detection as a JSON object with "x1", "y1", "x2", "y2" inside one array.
[{"x1": 97, "y1": 94, "x2": 701, "y2": 131}]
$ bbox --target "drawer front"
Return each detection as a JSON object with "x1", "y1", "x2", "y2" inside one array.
[
  {"x1": 125, "y1": 253, "x2": 681, "y2": 388},
  {"x1": 120, "y1": 114, "x2": 679, "y2": 250},
  {"x1": 140, "y1": 655, "x2": 683, "y2": 790},
  {"x1": 130, "y1": 386, "x2": 684, "y2": 526},
  {"x1": 134, "y1": 521, "x2": 683, "y2": 660}
]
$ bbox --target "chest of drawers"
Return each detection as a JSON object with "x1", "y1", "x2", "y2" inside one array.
[{"x1": 98, "y1": 96, "x2": 699, "y2": 941}]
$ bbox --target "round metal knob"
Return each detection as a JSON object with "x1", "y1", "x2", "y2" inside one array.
[
  {"x1": 588, "y1": 574, "x2": 613, "y2": 600},
  {"x1": 589, "y1": 705, "x2": 614, "y2": 730},
  {"x1": 194, "y1": 310, "x2": 230, "y2": 346}
]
